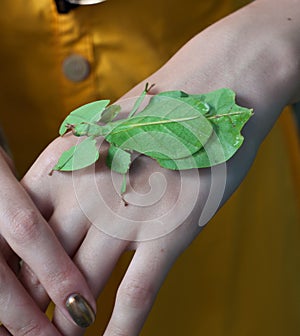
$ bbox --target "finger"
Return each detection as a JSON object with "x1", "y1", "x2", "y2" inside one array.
[
  {"x1": 52, "y1": 225, "x2": 128, "y2": 336},
  {"x1": 103, "y1": 242, "x2": 177, "y2": 336},
  {"x1": 18, "y1": 262, "x2": 50, "y2": 312},
  {"x1": 18, "y1": 208, "x2": 91, "y2": 312},
  {"x1": 74, "y1": 226, "x2": 129, "y2": 294},
  {"x1": 0, "y1": 256, "x2": 61, "y2": 336},
  {"x1": 48, "y1": 208, "x2": 91, "y2": 258},
  {"x1": 0, "y1": 160, "x2": 96, "y2": 329}
]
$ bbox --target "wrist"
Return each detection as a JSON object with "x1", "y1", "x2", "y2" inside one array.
[
  {"x1": 229, "y1": 0, "x2": 300, "y2": 105},
  {"x1": 156, "y1": 0, "x2": 299, "y2": 103},
  {"x1": 125, "y1": 0, "x2": 300, "y2": 147}
]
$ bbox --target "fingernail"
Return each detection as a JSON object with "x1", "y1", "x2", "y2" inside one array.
[{"x1": 65, "y1": 294, "x2": 95, "y2": 328}]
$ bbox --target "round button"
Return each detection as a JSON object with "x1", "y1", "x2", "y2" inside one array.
[{"x1": 62, "y1": 54, "x2": 90, "y2": 82}]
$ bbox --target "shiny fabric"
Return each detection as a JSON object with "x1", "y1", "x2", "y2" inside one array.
[{"x1": 0, "y1": 1, "x2": 299, "y2": 335}]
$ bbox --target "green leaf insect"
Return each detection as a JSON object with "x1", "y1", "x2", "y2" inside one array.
[{"x1": 52, "y1": 85, "x2": 253, "y2": 195}]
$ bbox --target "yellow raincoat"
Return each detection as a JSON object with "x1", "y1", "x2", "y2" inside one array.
[{"x1": 0, "y1": 1, "x2": 299, "y2": 335}]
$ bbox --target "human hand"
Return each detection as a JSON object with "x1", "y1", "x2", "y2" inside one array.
[
  {"x1": 20, "y1": 102, "x2": 256, "y2": 336},
  {"x1": 20, "y1": 1, "x2": 300, "y2": 334},
  {"x1": 0, "y1": 148, "x2": 96, "y2": 335},
  {"x1": 20, "y1": 134, "x2": 207, "y2": 336}
]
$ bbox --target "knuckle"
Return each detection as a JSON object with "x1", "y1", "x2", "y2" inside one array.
[
  {"x1": 6, "y1": 208, "x2": 41, "y2": 244},
  {"x1": 117, "y1": 278, "x2": 155, "y2": 309}
]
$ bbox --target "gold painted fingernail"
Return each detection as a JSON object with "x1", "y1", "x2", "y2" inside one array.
[{"x1": 65, "y1": 294, "x2": 95, "y2": 328}]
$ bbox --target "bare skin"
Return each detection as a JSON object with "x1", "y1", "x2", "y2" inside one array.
[
  {"x1": 0, "y1": 148, "x2": 96, "y2": 335},
  {"x1": 0, "y1": 0, "x2": 299, "y2": 335}
]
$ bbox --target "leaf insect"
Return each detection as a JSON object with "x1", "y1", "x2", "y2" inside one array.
[{"x1": 52, "y1": 84, "x2": 253, "y2": 201}]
